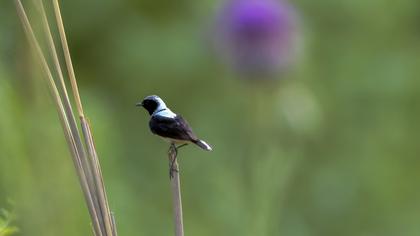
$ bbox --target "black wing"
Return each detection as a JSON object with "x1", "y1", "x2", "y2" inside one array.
[{"x1": 149, "y1": 115, "x2": 198, "y2": 141}]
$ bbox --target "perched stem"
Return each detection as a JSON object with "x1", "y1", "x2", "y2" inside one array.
[{"x1": 168, "y1": 146, "x2": 184, "y2": 236}]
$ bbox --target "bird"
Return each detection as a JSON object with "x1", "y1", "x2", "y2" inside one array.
[{"x1": 136, "y1": 95, "x2": 212, "y2": 176}]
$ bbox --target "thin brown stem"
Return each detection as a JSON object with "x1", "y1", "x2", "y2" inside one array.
[
  {"x1": 13, "y1": 1, "x2": 102, "y2": 235},
  {"x1": 15, "y1": 1, "x2": 118, "y2": 235},
  {"x1": 51, "y1": 1, "x2": 117, "y2": 235},
  {"x1": 52, "y1": 0, "x2": 84, "y2": 117},
  {"x1": 81, "y1": 119, "x2": 114, "y2": 236}
]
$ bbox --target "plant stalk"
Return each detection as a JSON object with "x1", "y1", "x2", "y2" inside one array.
[
  {"x1": 14, "y1": 0, "x2": 117, "y2": 235},
  {"x1": 169, "y1": 147, "x2": 184, "y2": 236}
]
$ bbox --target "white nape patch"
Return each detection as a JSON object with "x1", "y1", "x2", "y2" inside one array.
[
  {"x1": 154, "y1": 97, "x2": 167, "y2": 108},
  {"x1": 154, "y1": 108, "x2": 177, "y2": 118},
  {"x1": 151, "y1": 96, "x2": 177, "y2": 118}
]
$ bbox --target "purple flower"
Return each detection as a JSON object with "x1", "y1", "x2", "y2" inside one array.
[{"x1": 216, "y1": 0, "x2": 298, "y2": 78}]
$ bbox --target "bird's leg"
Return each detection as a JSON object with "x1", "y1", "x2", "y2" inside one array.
[
  {"x1": 176, "y1": 143, "x2": 188, "y2": 150},
  {"x1": 168, "y1": 143, "x2": 179, "y2": 179},
  {"x1": 168, "y1": 143, "x2": 176, "y2": 156},
  {"x1": 168, "y1": 143, "x2": 189, "y2": 178}
]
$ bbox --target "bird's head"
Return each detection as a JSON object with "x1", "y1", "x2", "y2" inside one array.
[{"x1": 136, "y1": 95, "x2": 167, "y2": 115}]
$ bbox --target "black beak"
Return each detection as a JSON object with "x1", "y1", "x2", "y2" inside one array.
[{"x1": 136, "y1": 102, "x2": 143, "y2": 107}]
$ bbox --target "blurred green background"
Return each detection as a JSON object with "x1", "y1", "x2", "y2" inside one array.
[{"x1": 1, "y1": 0, "x2": 420, "y2": 235}]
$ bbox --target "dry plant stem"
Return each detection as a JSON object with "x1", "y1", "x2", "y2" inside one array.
[
  {"x1": 52, "y1": 0, "x2": 116, "y2": 235},
  {"x1": 81, "y1": 119, "x2": 114, "y2": 236},
  {"x1": 13, "y1": 1, "x2": 102, "y2": 236},
  {"x1": 111, "y1": 212, "x2": 118, "y2": 236},
  {"x1": 37, "y1": 1, "x2": 108, "y2": 234},
  {"x1": 15, "y1": 0, "x2": 117, "y2": 235},
  {"x1": 36, "y1": 0, "x2": 70, "y2": 102},
  {"x1": 169, "y1": 146, "x2": 184, "y2": 236},
  {"x1": 52, "y1": 0, "x2": 84, "y2": 116},
  {"x1": 36, "y1": 0, "x2": 102, "y2": 217}
]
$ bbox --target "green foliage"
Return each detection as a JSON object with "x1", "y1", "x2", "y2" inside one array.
[{"x1": 0, "y1": 209, "x2": 18, "y2": 236}]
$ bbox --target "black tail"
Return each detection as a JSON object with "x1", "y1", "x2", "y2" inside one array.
[{"x1": 193, "y1": 139, "x2": 212, "y2": 151}]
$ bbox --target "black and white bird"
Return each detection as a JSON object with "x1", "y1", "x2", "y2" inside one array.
[{"x1": 136, "y1": 95, "x2": 212, "y2": 152}]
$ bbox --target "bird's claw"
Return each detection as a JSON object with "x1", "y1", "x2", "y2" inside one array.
[
  {"x1": 168, "y1": 143, "x2": 179, "y2": 179},
  {"x1": 169, "y1": 166, "x2": 179, "y2": 179}
]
